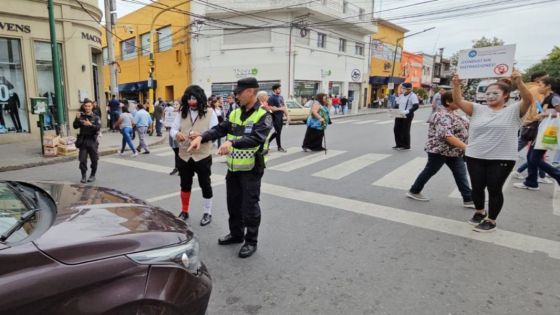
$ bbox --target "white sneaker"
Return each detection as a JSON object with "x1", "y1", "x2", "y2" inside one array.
[
  {"x1": 538, "y1": 177, "x2": 554, "y2": 184},
  {"x1": 119, "y1": 151, "x2": 125, "y2": 156},
  {"x1": 511, "y1": 171, "x2": 525, "y2": 179},
  {"x1": 513, "y1": 182, "x2": 539, "y2": 191},
  {"x1": 132, "y1": 152, "x2": 138, "y2": 157},
  {"x1": 406, "y1": 191, "x2": 430, "y2": 201}
]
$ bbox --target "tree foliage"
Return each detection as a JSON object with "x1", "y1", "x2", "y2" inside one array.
[{"x1": 523, "y1": 46, "x2": 560, "y2": 81}]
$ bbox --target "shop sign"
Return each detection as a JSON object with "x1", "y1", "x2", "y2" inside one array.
[
  {"x1": 81, "y1": 32, "x2": 102, "y2": 44},
  {"x1": 0, "y1": 22, "x2": 31, "y2": 33},
  {"x1": 351, "y1": 69, "x2": 361, "y2": 82},
  {"x1": 320, "y1": 69, "x2": 332, "y2": 78},
  {"x1": 233, "y1": 68, "x2": 258, "y2": 78}
]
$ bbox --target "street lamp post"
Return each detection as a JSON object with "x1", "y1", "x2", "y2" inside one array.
[
  {"x1": 47, "y1": 0, "x2": 65, "y2": 135},
  {"x1": 389, "y1": 27, "x2": 435, "y2": 95}
]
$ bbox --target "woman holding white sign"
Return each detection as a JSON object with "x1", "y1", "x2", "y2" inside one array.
[{"x1": 451, "y1": 70, "x2": 532, "y2": 232}]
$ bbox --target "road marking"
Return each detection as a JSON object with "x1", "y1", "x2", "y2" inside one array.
[
  {"x1": 156, "y1": 151, "x2": 174, "y2": 157},
  {"x1": 261, "y1": 183, "x2": 560, "y2": 260},
  {"x1": 103, "y1": 157, "x2": 173, "y2": 173},
  {"x1": 375, "y1": 120, "x2": 394, "y2": 125},
  {"x1": 353, "y1": 119, "x2": 380, "y2": 125},
  {"x1": 146, "y1": 175, "x2": 226, "y2": 203},
  {"x1": 372, "y1": 157, "x2": 427, "y2": 190},
  {"x1": 147, "y1": 146, "x2": 174, "y2": 153},
  {"x1": 269, "y1": 150, "x2": 346, "y2": 172},
  {"x1": 553, "y1": 184, "x2": 560, "y2": 216},
  {"x1": 412, "y1": 120, "x2": 424, "y2": 124},
  {"x1": 313, "y1": 153, "x2": 390, "y2": 180},
  {"x1": 334, "y1": 119, "x2": 360, "y2": 124}
]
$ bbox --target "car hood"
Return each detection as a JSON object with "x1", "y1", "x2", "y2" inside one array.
[{"x1": 31, "y1": 182, "x2": 191, "y2": 264}]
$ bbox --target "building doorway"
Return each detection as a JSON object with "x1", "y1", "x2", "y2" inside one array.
[{"x1": 165, "y1": 85, "x2": 174, "y2": 101}]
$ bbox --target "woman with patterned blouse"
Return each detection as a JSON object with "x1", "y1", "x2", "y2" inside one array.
[{"x1": 406, "y1": 91, "x2": 474, "y2": 208}]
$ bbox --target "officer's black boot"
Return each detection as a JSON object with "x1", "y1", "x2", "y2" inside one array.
[{"x1": 80, "y1": 173, "x2": 87, "y2": 184}]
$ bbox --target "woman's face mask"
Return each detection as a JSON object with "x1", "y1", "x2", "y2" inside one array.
[{"x1": 187, "y1": 96, "x2": 198, "y2": 109}]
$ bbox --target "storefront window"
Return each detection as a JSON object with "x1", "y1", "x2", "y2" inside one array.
[
  {"x1": 121, "y1": 38, "x2": 137, "y2": 60},
  {"x1": 157, "y1": 26, "x2": 172, "y2": 52},
  {"x1": 140, "y1": 33, "x2": 150, "y2": 56},
  {"x1": 0, "y1": 37, "x2": 29, "y2": 134},
  {"x1": 34, "y1": 41, "x2": 65, "y2": 130},
  {"x1": 294, "y1": 81, "x2": 319, "y2": 104}
]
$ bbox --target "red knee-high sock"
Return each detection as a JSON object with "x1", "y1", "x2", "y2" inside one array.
[{"x1": 180, "y1": 191, "x2": 191, "y2": 213}]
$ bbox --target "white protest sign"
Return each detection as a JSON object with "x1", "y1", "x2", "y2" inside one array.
[{"x1": 457, "y1": 44, "x2": 516, "y2": 79}]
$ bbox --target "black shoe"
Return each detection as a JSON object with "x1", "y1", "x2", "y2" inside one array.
[
  {"x1": 392, "y1": 146, "x2": 401, "y2": 150},
  {"x1": 178, "y1": 212, "x2": 189, "y2": 221},
  {"x1": 136, "y1": 146, "x2": 141, "y2": 152},
  {"x1": 142, "y1": 151, "x2": 150, "y2": 154},
  {"x1": 80, "y1": 176, "x2": 87, "y2": 184},
  {"x1": 87, "y1": 176, "x2": 96, "y2": 183},
  {"x1": 238, "y1": 243, "x2": 257, "y2": 258},
  {"x1": 169, "y1": 168, "x2": 178, "y2": 176},
  {"x1": 278, "y1": 147, "x2": 287, "y2": 153},
  {"x1": 468, "y1": 211, "x2": 486, "y2": 225},
  {"x1": 473, "y1": 220, "x2": 496, "y2": 233},
  {"x1": 218, "y1": 234, "x2": 244, "y2": 245},
  {"x1": 397, "y1": 147, "x2": 411, "y2": 151},
  {"x1": 200, "y1": 213, "x2": 212, "y2": 226}
]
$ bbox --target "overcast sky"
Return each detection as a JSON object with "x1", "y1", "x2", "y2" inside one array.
[{"x1": 98, "y1": 0, "x2": 560, "y2": 70}]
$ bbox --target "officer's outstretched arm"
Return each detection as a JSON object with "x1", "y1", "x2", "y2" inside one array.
[{"x1": 231, "y1": 114, "x2": 273, "y2": 149}]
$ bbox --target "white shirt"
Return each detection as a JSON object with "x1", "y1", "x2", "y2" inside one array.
[
  {"x1": 170, "y1": 109, "x2": 218, "y2": 140},
  {"x1": 396, "y1": 92, "x2": 419, "y2": 114}
]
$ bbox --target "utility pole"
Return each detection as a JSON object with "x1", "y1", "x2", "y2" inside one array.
[
  {"x1": 47, "y1": 0, "x2": 65, "y2": 135},
  {"x1": 105, "y1": 0, "x2": 118, "y2": 97}
]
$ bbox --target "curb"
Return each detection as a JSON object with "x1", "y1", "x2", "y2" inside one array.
[
  {"x1": 0, "y1": 136, "x2": 167, "y2": 173},
  {"x1": 330, "y1": 109, "x2": 388, "y2": 120}
]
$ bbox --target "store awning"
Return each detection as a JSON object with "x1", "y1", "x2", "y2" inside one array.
[
  {"x1": 369, "y1": 76, "x2": 405, "y2": 85},
  {"x1": 118, "y1": 80, "x2": 157, "y2": 93}
]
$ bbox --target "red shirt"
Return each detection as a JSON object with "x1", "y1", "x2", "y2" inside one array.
[{"x1": 332, "y1": 97, "x2": 341, "y2": 106}]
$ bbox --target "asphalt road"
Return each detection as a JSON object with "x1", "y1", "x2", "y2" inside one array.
[{"x1": 3, "y1": 108, "x2": 560, "y2": 315}]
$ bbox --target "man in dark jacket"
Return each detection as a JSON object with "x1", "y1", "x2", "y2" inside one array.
[
  {"x1": 73, "y1": 100, "x2": 101, "y2": 183},
  {"x1": 154, "y1": 101, "x2": 164, "y2": 137}
]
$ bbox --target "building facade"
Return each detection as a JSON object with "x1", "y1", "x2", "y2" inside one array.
[
  {"x1": 100, "y1": 0, "x2": 191, "y2": 104},
  {"x1": 421, "y1": 52, "x2": 434, "y2": 88},
  {"x1": 368, "y1": 20, "x2": 407, "y2": 105},
  {"x1": 190, "y1": 0, "x2": 377, "y2": 111},
  {"x1": 0, "y1": 0, "x2": 103, "y2": 143}
]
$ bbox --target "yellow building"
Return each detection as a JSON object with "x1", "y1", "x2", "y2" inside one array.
[
  {"x1": 101, "y1": 0, "x2": 191, "y2": 104},
  {"x1": 368, "y1": 20, "x2": 408, "y2": 106}
]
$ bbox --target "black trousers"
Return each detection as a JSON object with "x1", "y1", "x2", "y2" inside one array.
[
  {"x1": 79, "y1": 138, "x2": 98, "y2": 177},
  {"x1": 172, "y1": 147, "x2": 180, "y2": 169},
  {"x1": 226, "y1": 170, "x2": 263, "y2": 245},
  {"x1": 178, "y1": 155, "x2": 213, "y2": 198},
  {"x1": 393, "y1": 116, "x2": 413, "y2": 148},
  {"x1": 9, "y1": 109, "x2": 22, "y2": 131},
  {"x1": 269, "y1": 114, "x2": 283, "y2": 148},
  {"x1": 465, "y1": 156, "x2": 515, "y2": 220}
]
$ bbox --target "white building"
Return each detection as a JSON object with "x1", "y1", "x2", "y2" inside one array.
[
  {"x1": 190, "y1": 0, "x2": 377, "y2": 112},
  {"x1": 421, "y1": 52, "x2": 435, "y2": 88}
]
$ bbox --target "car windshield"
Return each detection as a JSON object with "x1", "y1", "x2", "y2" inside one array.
[{"x1": 0, "y1": 183, "x2": 36, "y2": 242}]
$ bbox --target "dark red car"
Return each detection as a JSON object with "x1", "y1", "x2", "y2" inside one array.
[{"x1": 0, "y1": 181, "x2": 211, "y2": 315}]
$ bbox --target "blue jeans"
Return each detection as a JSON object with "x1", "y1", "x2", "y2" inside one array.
[
  {"x1": 120, "y1": 127, "x2": 136, "y2": 153},
  {"x1": 155, "y1": 119, "x2": 162, "y2": 136},
  {"x1": 410, "y1": 152, "x2": 472, "y2": 202},
  {"x1": 517, "y1": 137, "x2": 545, "y2": 178},
  {"x1": 524, "y1": 146, "x2": 560, "y2": 188}
]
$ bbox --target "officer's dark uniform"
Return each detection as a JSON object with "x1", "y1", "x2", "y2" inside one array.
[
  {"x1": 73, "y1": 112, "x2": 101, "y2": 182},
  {"x1": 199, "y1": 77, "x2": 273, "y2": 258}
]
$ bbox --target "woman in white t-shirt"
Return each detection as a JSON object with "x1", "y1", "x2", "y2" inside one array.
[{"x1": 451, "y1": 70, "x2": 532, "y2": 232}]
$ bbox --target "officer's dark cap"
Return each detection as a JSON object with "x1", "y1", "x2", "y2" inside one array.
[
  {"x1": 234, "y1": 77, "x2": 259, "y2": 94},
  {"x1": 402, "y1": 82, "x2": 412, "y2": 89}
]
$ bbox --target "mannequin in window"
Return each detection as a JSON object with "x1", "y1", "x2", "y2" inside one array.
[{"x1": 7, "y1": 90, "x2": 22, "y2": 132}]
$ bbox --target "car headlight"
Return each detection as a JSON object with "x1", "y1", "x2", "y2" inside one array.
[{"x1": 126, "y1": 238, "x2": 201, "y2": 274}]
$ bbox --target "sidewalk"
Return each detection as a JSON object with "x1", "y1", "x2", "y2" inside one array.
[{"x1": 0, "y1": 130, "x2": 167, "y2": 172}]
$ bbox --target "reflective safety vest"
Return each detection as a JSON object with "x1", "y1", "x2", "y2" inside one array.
[{"x1": 226, "y1": 106, "x2": 272, "y2": 172}]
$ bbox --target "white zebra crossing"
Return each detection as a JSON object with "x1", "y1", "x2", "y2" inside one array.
[
  {"x1": 353, "y1": 119, "x2": 380, "y2": 125},
  {"x1": 375, "y1": 120, "x2": 394, "y2": 125},
  {"x1": 334, "y1": 119, "x2": 360, "y2": 124},
  {"x1": 312, "y1": 153, "x2": 390, "y2": 180},
  {"x1": 269, "y1": 150, "x2": 346, "y2": 172},
  {"x1": 372, "y1": 157, "x2": 427, "y2": 190}
]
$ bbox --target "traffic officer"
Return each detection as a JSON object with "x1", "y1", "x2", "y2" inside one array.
[{"x1": 188, "y1": 77, "x2": 273, "y2": 258}]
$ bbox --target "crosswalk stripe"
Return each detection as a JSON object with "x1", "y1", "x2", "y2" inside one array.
[
  {"x1": 261, "y1": 182, "x2": 560, "y2": 260},
  {"x1": 148, "y1": 146, "x2": 173, "y2": 153},
  {"x1": 156, "y1": 150, "x2": 174, "y2": 157},
  {"x1": 375, "y1": 120, "x2": 394, "y2": 125},
  {"x1": 103, "y1": 157, "x2": 173, "y2": 173},
  {"x1": 334, "y1": 119, "x2": 360, "y2": 124},
  {"x1": 269, "y1": 150, "x2": 346, "y2": 172},
  {"x1": 412, "y1": 120, "x2": 424, "y2": 124},
  {"x1": 372, "y1": 157, "x2": 427, "y2": 190},
  {"x1": 312, "y1": 153, "x2": 390, "y2": 180},
  {"x1": 353, "y1": 119, "x2": 380, "y2": 125},
  {"x1": 146, "y1": 175, "x2": 226, "y2": 203}
]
